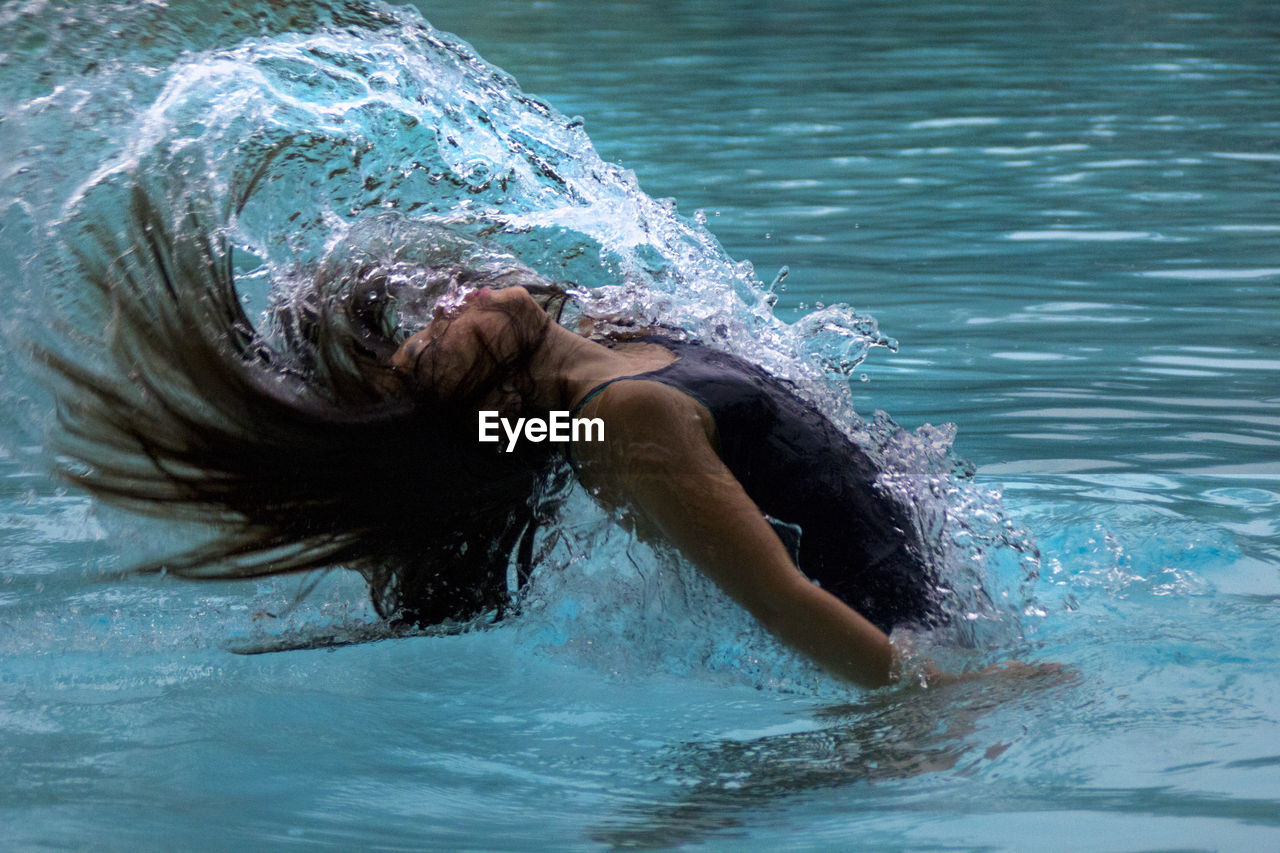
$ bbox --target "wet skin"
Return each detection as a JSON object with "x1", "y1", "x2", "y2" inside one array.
[
  {"x1": 391, "y1": 286, "x2": 1051, "y2": 689},
  {"x1": 390, "y1": 286, "x2": 897, "y2": 687}
]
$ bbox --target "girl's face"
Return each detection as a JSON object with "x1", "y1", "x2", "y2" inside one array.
[{"x1": 391, "y1": 286, "x2": 543, "y2": 409}]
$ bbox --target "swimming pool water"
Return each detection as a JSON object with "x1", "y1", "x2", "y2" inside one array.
[{"x1": 2, "y1": 1, "x2": 1278, "y2": 849}]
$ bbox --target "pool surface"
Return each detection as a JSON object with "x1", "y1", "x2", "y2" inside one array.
[{"x1": 2, "y1": 1, "x2": 1278, "y2": 849}]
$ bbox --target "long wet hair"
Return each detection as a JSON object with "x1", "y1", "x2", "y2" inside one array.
[{"x1": 40, "y1": 184, "x2": 573, "y2": 627}]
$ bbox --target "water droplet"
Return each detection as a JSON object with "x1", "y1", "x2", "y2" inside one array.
[{"x1": 767, "y1": 265, "x2": 789, "y2": 293}]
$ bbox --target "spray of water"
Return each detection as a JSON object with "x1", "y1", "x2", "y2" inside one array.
[{"x1": 0, "y1": 0, "x2": 1040, "y2": 685}]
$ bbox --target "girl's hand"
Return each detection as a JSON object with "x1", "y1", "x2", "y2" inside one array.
[{"x1": 917, "y1": 659, "x2": 1067, "y2": 688}]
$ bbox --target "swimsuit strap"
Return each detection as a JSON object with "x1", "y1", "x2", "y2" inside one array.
[
  {"x1": 565, "y1": 338, "x2": 696, "y2": 470},
  {"x1": 567, "y1": 336, "x2": 692, "y2": 418},
  {"x1": 569, "y1": 375, "x2": 633, "y2": 418}
]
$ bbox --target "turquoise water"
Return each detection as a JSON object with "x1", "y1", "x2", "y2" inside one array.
[{"x1": 2, "y1": 0, "x2": 1279, "y2": 849}]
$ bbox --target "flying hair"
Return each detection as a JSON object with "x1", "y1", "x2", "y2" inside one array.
[{"x1": 38, "y1": 183, "x2": 572, "y2": 626}]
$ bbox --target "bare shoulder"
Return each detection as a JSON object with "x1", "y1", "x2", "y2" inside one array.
[
  {"x1": 582, "y1": 379, "x2": 713, "y2": 445},
  {"x1": 571, "y1": 378, "x2": 719, "y2": 499}
]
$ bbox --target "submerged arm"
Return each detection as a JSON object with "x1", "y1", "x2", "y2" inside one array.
[{"x1": 575, "y1": 381, "x2": 897, "y2": 689}]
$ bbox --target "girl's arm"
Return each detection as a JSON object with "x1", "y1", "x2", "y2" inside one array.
[{"x1": 573, "y1": 380, "x2": 897, "y2": 688}]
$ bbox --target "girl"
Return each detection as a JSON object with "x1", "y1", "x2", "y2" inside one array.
[{"x1": 44, "y1": 185, "x2": 943, "y2": 688}]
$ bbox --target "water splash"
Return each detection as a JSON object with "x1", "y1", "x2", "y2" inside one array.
[{"x1": 0, "y1": 0, "x2": 1040, "y2": 681}]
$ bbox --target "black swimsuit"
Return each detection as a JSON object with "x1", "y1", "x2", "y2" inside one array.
[{"x1": 571, "y1": 338, "x2": 940, "y2": 633}]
